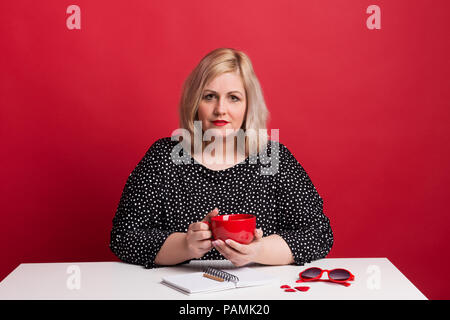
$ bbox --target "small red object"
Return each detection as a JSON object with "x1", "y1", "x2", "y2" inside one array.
[
  {"x1": 295, "y1": 286, "x2": 310, "y2": 292},
  {"x1": 296, "y1": 279, "x2": 303, "y2": 283},
  {"x1": 284, "y1": 289, "x2": 296, "y2": 292},
  {"x1": 280, "y1": 285, "x2": 291, "y2": 289}
]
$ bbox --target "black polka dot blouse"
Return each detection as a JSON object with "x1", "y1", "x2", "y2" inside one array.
[{"x1": 109, "y1": 137, "x2": 333, "y2": 269}]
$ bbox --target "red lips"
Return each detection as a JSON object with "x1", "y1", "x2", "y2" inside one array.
[{"x1": 212, "y1": 120, "x2": 229, "y2": 126}]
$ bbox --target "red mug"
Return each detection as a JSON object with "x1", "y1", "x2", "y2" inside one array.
[{"x1": 203, "y1": 214, "x2": 256, "y2": 244}]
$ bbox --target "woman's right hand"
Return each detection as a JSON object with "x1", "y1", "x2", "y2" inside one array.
[{"x1": 185, "y1": 208, "x2": 219, "y2": 259}]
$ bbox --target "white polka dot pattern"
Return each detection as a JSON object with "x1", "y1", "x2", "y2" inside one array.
[{"x1": 109, "y1": 137, "x2": 333, "y2": 268}]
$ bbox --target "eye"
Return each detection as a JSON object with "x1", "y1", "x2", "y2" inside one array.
[
  {"x1": 230, "y1": 95, "x2": 240, "y2": 102},
  {"x1": 203, "y1": 94, "x2": 215, "y2": 101}
]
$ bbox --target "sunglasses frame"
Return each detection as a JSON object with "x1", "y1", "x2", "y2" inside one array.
[{"x1": 298, "y1": 267, "x2": 355, "y2": 287}]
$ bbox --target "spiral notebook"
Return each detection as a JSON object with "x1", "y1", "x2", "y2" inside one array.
[{"x1": 161, "y1": 266, "x2": 277, "y2": 295}]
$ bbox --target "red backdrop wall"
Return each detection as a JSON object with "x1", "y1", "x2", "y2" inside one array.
[{"x1": 1, "y1": 0, "x2": 449, "y2": 299}]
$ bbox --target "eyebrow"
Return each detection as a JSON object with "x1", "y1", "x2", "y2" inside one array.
[{"x1": 203, "y1": 89, "x2": 244, "y2": 96}]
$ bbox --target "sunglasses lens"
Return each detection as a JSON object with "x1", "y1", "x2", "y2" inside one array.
[
  {"x1": 301, "y1": 267, "x2": 321, "y2": 279},
  {"x1": 329, "y1": 269, "x2": 351, "y2": 281}
]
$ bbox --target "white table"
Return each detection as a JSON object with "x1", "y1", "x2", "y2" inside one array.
[{"x1": 0, "y1": 258, "x2": 426, "y2": 300}]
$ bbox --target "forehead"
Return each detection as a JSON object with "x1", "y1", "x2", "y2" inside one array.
[{"x1": 204, "y1": 72, "x2": 244, "y2": 92}]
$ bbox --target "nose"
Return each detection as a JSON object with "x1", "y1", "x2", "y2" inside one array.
[{"x1": 213, "y1": 97, "x2": 227, "y2": 115}]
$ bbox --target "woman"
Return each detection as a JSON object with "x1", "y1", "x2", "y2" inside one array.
[{"x1": 109, "y1": 48, "x2": 333, "y2": 268}]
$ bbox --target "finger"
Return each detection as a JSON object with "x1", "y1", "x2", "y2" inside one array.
[
  {"x1": 213, "y1": 240, "x2": 231, "y2": 259},
  {"x1": 192, "y1": 230, "x2": 212, "y2": 241},
  {"x1": 225, "y1": 239, "x2": 250, "y2": 254},
  {"x1": 203, "y1": 208, "x2": 219, "y2": 222},
  {"x1": 214, "y1": 241, "x2": 246, "y2": 266},
  {"x1": 254, "y1": 228, "x2": 263, "y2": 240},
  {"x1": 190, "y1": 221, "x2": 209, "y2": 231},
  {"x1": 199, "y1": 240, "x2": 213, "y2": 250},
  {"x1": 214, "y1": 240, "x2": 239, "y2": 258},
  {"x1": 186, "y1": 228, "x2": 210, "y2": 241}
]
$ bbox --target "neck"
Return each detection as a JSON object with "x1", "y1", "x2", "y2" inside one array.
[{"x1": 200, "y1": 136, "x2": 245, "y2": 164}]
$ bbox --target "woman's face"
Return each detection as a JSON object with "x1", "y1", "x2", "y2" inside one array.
[{"x1": 197, "y1": 72, "x2": 247, "y2": 138}]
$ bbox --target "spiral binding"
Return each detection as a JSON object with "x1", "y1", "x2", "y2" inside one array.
[{"x1": 203, "y1": 266, "x2": 239, "y2": 283}]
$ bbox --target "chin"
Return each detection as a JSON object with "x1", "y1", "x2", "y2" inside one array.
[{"x1": 204, "y1": 127, "x2": 237, "y2": 139}]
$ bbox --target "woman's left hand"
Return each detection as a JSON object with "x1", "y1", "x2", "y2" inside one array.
[{"x1": 212, "y1": 228, "x2": 264, "y2": 267}]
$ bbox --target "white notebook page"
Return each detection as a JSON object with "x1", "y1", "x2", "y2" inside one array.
[{"x1": 161, "y1": 267, "x2": 277, "y2": 294}]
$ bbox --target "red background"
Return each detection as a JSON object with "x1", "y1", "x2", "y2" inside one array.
[{"x1": 1, "y1": 1, "x2": 449, "y2": 299}]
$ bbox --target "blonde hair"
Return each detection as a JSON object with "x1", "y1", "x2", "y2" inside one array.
[{"x1": 178, "y1": 48, "x2": 270, "y2": 157}]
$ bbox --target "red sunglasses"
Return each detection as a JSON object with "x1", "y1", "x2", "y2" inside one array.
[{"x1": 298, "y1": 267, "x2": 355, "y2": 287}]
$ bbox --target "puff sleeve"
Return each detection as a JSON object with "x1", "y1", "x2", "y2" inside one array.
[
  {"x1": 275, "y1": 144, "x2": 334, "y2": 265},
  {"x1": 109, "y1": 139, "x2": 172, "y2": 269}
]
